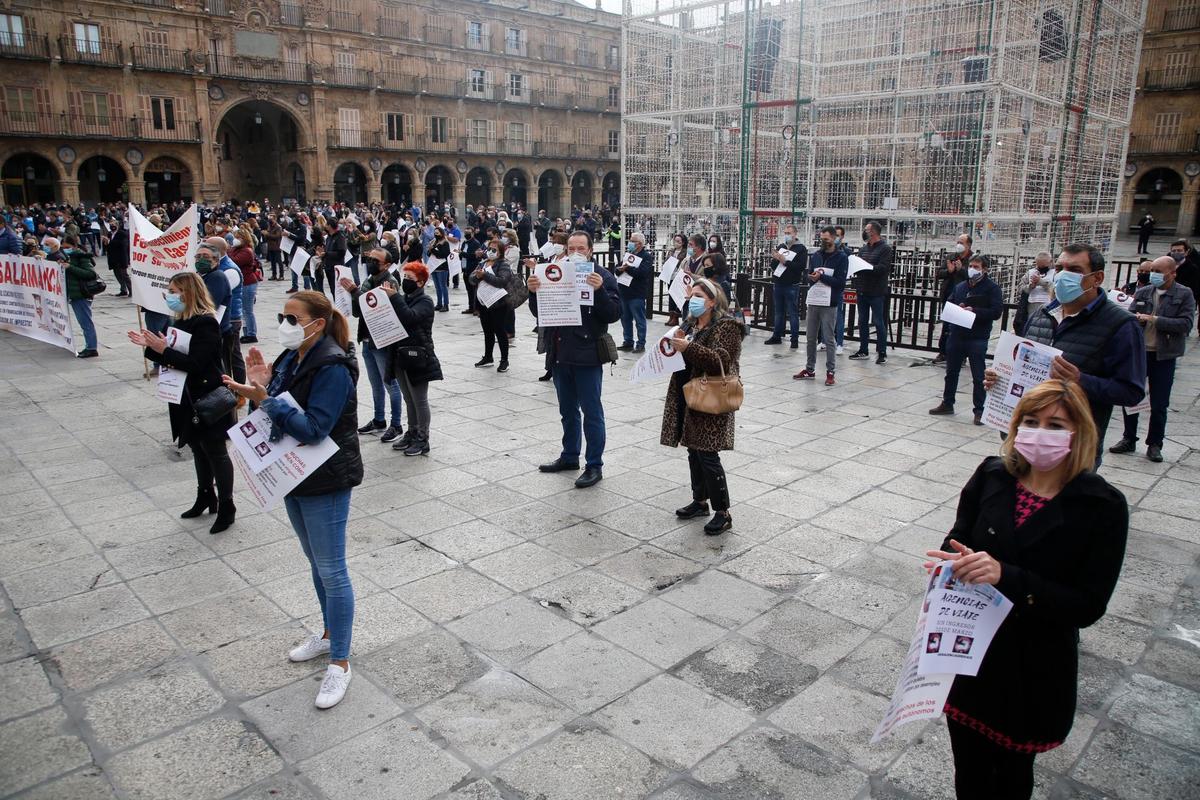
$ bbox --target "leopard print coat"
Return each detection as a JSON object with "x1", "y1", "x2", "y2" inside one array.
[{"x1": 660, "y1": 316, "x2": 744, "y2": 452}]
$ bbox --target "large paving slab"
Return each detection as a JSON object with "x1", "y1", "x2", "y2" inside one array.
[{"x1": 0, "y1": 269, "x2": 1197, "y2": 798}]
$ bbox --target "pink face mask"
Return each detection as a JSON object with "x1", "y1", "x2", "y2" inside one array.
[{"x1": 1014, "y1": 427, "x2": 1073, "y2": 471}]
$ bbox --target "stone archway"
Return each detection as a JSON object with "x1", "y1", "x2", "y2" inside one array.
[
  {"x1": 214, "y1": 99, "x2": 306, "y2": 202},
  {"x1": 144, "y1": 156, "x2": 193, "y2": 205},
  {"x1": 466, "y1": 167, "x2": 491, "y2": 208},
  {"x1": 334, "y1": 161, "x2": 367, "y2": 204},
  {"x1": 538, "y1": 169, "x2": 563, "y2": 217},
  {"x1": 77, "y1": 155, "x2": 128, "y2": 204},
  {"x1": 602, "y1": 172, "x2": 620, "y2": 207},
  {"x1": 1, "y1": 153, "x2": 58, "y2": 205},
  {"x1": 504, "y1": 168, "x2": 529, "y2": 209},
  {"x1": 382, "y1": 163, "x2": 413, "y2": 207},
  {"x1": 570, "y1": 170, "x2": 593, "y2": 209},
  {"x1": 425, "y1": 165, "x2": 455, "y2": 210},
  {"x1": 1133, "y1": 168, "x2": 1184, "y2": 233}
]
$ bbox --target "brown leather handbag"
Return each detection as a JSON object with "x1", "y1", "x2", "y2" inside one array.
[{"x1": 682, "y1": 347, "x2": 743, "y2": 414}]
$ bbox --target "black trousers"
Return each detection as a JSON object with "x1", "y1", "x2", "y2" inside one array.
[
  {"x1": 687, "y1": 448, "x2": 730, "y2": 511},
  {"x1": 948, "y1": 721, "x2": 1036, "y2": 800},
  {"x1": 112, "y1": 266, "x2": 132, "y2": 295},
  {"x1": 480, "y1": 303, "x2": 513, "y2": 361},
  {"x1": 192, "y1": 437, "x2": 234, "y2": 502},
  {"x1": 222, "y1": 325, "x2": 246, "y2": 383}
]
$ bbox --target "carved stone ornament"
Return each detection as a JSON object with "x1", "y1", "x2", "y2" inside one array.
[
  {"x1": 368, "y1": 157, "x2": 383, "y2": 172},
  {"x1": 237, "y1": 82, "x2": 273, "y2": 101},
  {"x1": 57, "y1": 146, "x2": 76, "y2": 165},
  {"x1": 414, "y1": 158, "x2": 426, "y2": 172},
  {"x1": 296, "y1": 91, "x2": 310, "y2": 106},
  {"x1": 125, "y1": 148, "x2": 144, "y2": 166},
  {"x1": 564, "y1": 165, "x2": 574, "y2": 178},
  {"x1": 208, "y1": 84, "x2": 225, "y2": 101},
  {"x1": 191, "y1": 50, "x2": 210, "y2": 69},
  {"x1": 494, "y1": 161, "x2": 505, "y2": 175},
  {"x1": 456, "y1": 160, "x2": 467, "y2": 174},
  {"x1": 303, "y1": 0, "x2": 331, "y2": 24}
]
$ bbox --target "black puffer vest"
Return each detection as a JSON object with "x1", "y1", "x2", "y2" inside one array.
[
  {"x1": 275, "y1": 336, "x2": 363, "y2": 497},
  {"x1": 1023, "y1": 292, "x2": 1134, "y2": 432}
]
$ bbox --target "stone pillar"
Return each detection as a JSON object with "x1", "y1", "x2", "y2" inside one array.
[
  {"x1": 590, "y1": 180, "x2": 601, "y2": 210},
  {"x1": 311, "y1": 87, "x2": 333, "y2": 202},
  {"x1": 559, "y1": 185, "x2": 571, "y2": 217},
  {"x1": 1178, "y1": 187, "x2": 1198, "y2": 238},
  {"x1": 489, "y1": 180, "x2": 503, "y2": 207},
  {"x1": 127, "y1": 178, "x2": 146, "y2": 206},
  {"x1": 367, "y1": 172, "x2": 382, "y2": 204},
  {"x1": 58, "y1": 179, "x2": 80, "y2": 205},
  {"x1": 194, "y1": 77, "x2": 222, "y2": 202}
]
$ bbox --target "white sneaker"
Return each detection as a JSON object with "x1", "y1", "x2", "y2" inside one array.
[
  {"x1": 817, "y1": 343, "x2": 826, "y2": 351},
  {"x1": 836, "y1": 345, "x2": 844, "y2": 355},
  {"x1": 315, "y1": 663, "x2": 351, "y2": 709},
  {"x1": 288, "y1": 635, "x2": 330, "y2": 663}
]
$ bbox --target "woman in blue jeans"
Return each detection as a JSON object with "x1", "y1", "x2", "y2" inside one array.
[
  {"x1": 224, "y1": 290, "x2": 363, "y2": 709},
  {"x1": 428, "y1": 227, "x2": 451, "y2": 311},
  {"x1": 342, "y1": 249, "x2": 404, "y2": 442},
  {"x1": 63, "y1": 235, "x2": 100, "y2": 358}
]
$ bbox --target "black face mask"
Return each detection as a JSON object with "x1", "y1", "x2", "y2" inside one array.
[
  {"x1": 364, "y1": 258, "x2": 382, "y2": 276},
  {"x1": 1037, "y1": 266, "x2": 1049, "y2": 274},
  {"x1": 402, "y1": 278, "x2": 419, "y2": 293},
  {"x1": 1136, "y1": 272, "x2": 1150, "y2": 285}
]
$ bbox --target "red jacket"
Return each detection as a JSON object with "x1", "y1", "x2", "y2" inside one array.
[{"x1": 229, "y1": 244, "x2": 259, "y2": 285}]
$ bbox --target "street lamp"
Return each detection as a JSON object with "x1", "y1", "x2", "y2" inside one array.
[
  {"x1": 254, "y1": 112, "x2": 263, "y2": 125},
  {"x1": 97, "y1": 167, "x2": 107, "y2": 183},
  {"x1": 23, "y1": 165, "x2": 35, "y2": 181}
]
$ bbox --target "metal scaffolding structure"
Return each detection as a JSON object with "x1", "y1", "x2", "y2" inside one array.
[{"x1": 621, "y1": 0, "x2": 1147, "y2": 272}]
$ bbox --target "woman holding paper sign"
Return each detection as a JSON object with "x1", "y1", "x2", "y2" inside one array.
[
  {"x1": 924, "y1": 380, "x2": 1127, "y2": 799},
  {"x1": 471, "y1": 238, "x2": 514, "y2": 373},
  {"x1": 223, "y1": 290, "x2": 362, "y2": 709},
  {"x1": 382, "y1": 262, "x2": 443, "y2": 456},
  {"x1": 129, "y1": 272, "x2": 237, "y2": 534}
]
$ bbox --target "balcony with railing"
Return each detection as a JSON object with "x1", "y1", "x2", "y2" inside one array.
[
  {"x1": 326, "y1": 66, "x2": 373, "y2": 88},
  {"x1": 281, "y1": 3, "x2": 304, "y2": 26},
  {"x1": 59, "y1": 37, "x2": 125, "y2": 67},
  {"x1": 540, "y1": 44, "x2": 565, "y2": 62},
  {"x1": 137, "y1": 116, "x2": 202, "y2": 142},
  {"x1": 208, "y1": 0, "x2": 230, "y2": 14},
  {"x1": 208, "y1": 54, "x2": 309, "y2": 83},
  {"x1": 462, "y1": 80, "x2": 496, "y2": 101},
  {"x1": 0, "y1": 110, "x2": 57, "y2": 137},
  {"x1": 1127, "y1": 132, "x2": 1200, "y2": 154},
  {"x1": 500, "y1": 85, "x2": 531, "y2": 105},
  {"x1": 131, "y1": 45, "x2": 193, "y2": 73},
  {"x1": 379, "y1": 17, "x2": 419, "y2": 40},
  {"x1": 1162, "y1": 6, "x2": 1200, "y2": 31},
  {"x1": 0, "y1": 33, "x2": 51, "y2": 61},
  {"x1": 0, "y1": 110, "x2": 201, "y2": 141},
  {"x1": 329, "y1": 11, "x2": 361, "y2": 32},
  {"x1": 377, "y1": 72, "x2": 418, "y2": 93},
  {"x1": 533, "y1": 141, "x2": 578, "y2": 158},
  {"x1": 465, "y1": 33, "x2": 493, "y2": 52},
  {"x1": 130, "y1": 0, "x2": 174, "y2": 6},
  {"x1": 424, "y1": 26, "x2": 453, "y2": 46},
  {"x1": 504, "y1": 40, "x2": 528, "y2": 57},
  {"x1": 575, "y1": 48, "x2": 597, "y2": 68},
  {"x1": 1143, "y1": 65, "x2": 1200, "y2": 91},
  {"x1": 327, "y1": 129, "x2": 381, "y2": 149}
]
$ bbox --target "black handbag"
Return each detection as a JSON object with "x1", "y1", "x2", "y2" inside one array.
[
  {"x1": 82, "y1": 277, "x2": 107, "y2": 298},
  {"x1": 187, "y1": 385, "x2": 238, "y2": 427},
  {"x1": 395, "y1": 343, "x2": 430, "y2": 372}
]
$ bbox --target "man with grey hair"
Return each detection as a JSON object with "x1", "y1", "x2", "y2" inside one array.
[
  {"x1": 616, "y1": 230, "x2": 654, "y2": 353},
  {"x1": 204, "y1": 235, "x2": 246, "y2": 383},
  {"x1": 1018, "y1": 251, "x2": 1056, "y2": 334}
]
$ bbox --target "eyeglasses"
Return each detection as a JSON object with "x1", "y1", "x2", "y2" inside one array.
[{"x1": 277, "y1": 313, "x2": 309, "y2": 326}]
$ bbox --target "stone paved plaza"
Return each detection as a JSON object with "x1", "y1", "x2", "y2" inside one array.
[{"x1": 1, "y1": 273, "x2": 1198, "y2": 800}]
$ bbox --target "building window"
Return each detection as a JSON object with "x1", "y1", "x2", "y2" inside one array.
[
  {"x1": 466, "y1": 21, "x2": 485, "y2": 49},
  {"x1": 606, "y1": 44, "x2": 619, "y2": 68},
  {"x1": 335, "y1": 51, "x2": 355, "y2": 81},
  {"x1": 1153, "y1": 112, "x2": 1181, "y2": 137},
  {"x1": 608, "y1": 130, "x2": 619, "y2": 154},
  {"x1": 507, "y1": 121, "x2": 527, "y2": 141},
  {"x1": 505, "y1": 27, "x2": 525, "y2": 55},
  {"x1": 0, "y1": 14, "x2": 26, "y2": 47},
  {"x1": 73, "y1": 22, "x2": 101, "y2": 54},
  {"x1": 80, "y1": 91, "x2": 109, "y2": 121},
  {"x1": 507, "y1": 73, "x2": 524, "y2": 100},
  {"x1": 1038, "y1": 9, "x2": 1067, "y2": 62},
  {"x1": 150, "y1": 97, "x2": 175, "y2": 130},
  {"x1": 143, "y1": 29, "x2": 168, "y2": 55},
  {"x1": 469, "y1": 68, "x2": 487, "y2": 96},
  {"x1": 607, "y1": 86, "x2": 619, "y2": 107},
  {"x1": 385, "y1": 112, "x2": 405, "y2": 142},
  {"x1": 576, "y1": 127, "x2": 592, "y2": 147},
  {"x1": 430, "y1": 116, "x2": 448, "y2": 143}
]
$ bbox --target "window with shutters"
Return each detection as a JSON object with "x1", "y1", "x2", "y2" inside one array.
[
  {"x1": 507, "y1": 72, "x2": 525, "y2": 101},
  {"x1": 1162, "y1": 51, "x2": 1193, "y2": 85},
  {"x1": 5, "y1": 87, "x2": 36, "y2": 117},
  {"x1": 606, "y1": 44, "x2": 619, "y2": 69},
  {"x1": 468, "y1": 119, "x2": 488, "y2": 140},
  {"x1": 385, "y1": 112, "x2": 409, "y2": 142},
  {"x1": 430, "y1": 116, "x2": 448, "y2": 143},
  {"x1": 338, "y1": 107, "x2": 361, "y2": 147},
  {"x1": 0, "y1": 14, "x2": 26, "y2": 47},
  {"x1": 335, "y1": 51, "x2": 356, "y2": 83},
  {"x1": 608, "y1": 130, "x2": 619, "y2": 154},
  {"x1": 469, "y1": 68, "x2": 489, "y2": 98},
  {"x1": 1153, "y1": 112, "x2": 1181, "y2": 137},
  {"x1": 466, "y1": 21, "x2": 486, "y2": 49},
  {"x1": 143, "y1": 29, "x2": 168, "y2": 55},
  {"x1": 607, "y1": 86, "x2": 619, "y2": 108},
  {"x1": 73, "y1": 22, "x2": 101, "y2": 54},
  {"x1": 150, "y1": 97, "x2": 175, "y2": 130},
  {"x1": 505, "y1": 27, "x2": 525, "y2": 55},
  {"x1": 81, "y1": 91, "x2": 109, "y2": 122},
  {"x1": 576, "y1": 128, "x2": 592, "y2": 147}
]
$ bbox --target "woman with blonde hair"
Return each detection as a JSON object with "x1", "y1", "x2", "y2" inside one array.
[
  {"x1": 922, "y1": 379, "x2": 1127, "y2": 799},
  {"x1": 128, "y1": 271, "x2": 237, "y2": 533},
  {"x1": 661, "y1": 276, "x2": 745, "y2": 535},
  {"x1": 224, "y1": 290, "x2": 363, "y2": 709}
]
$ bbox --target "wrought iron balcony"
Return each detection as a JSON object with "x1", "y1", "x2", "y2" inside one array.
[
  {"x1": 1127, "y1": 132, "x2": 1200, "y2": 155},
  {"x1": 327, "y1": 129, "x2": 381, "y2": 149},
  {"x1": 1143, "y1": 65, "x2": 1200, "y2": 91},
  {"x1": 329, "y1": 11, "x2": 361, "y2": 33},
  {"x1": 59, "y1": 37, "x2": 124, "y2": 67},
  {"x1": 1163, "y1": 6, "x2": 1200, "y2": 31},
  {"x1": 326, "y1": 66, "x2": 373, "y2": 88},
  {"x1": 207, "y1": 54, "x2": 309, "y2": 83},
  {"x1": 131, "y1": 45, "x2": 193, "y2": 73},
  {"x1": 424, "y1": 26, "x2": 453, "y2": 46},
  {"x1": 0, "y1": 33, "x2": 51, "y2": 61}
]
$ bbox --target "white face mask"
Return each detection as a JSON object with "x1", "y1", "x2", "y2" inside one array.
[
  {"x1": 278, "y1": 319, "x2": 315, "y2": 350},
  {"x1": 967, "y1": 267, "x2": 983, "y2": 281}
]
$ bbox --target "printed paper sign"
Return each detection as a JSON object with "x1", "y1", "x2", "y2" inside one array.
[
  {"x1": 659, "y1": 256, "x2": 680, "y2": 286},
  {"x1": 0, "y1": 255, "x2": 75, "y2": 353},
  {"x1": 575, "y1": 260, "x2": 595, "y2": 306},
  {"x1": 279, "y1": 234, "x2": 295, "y2": 255},
  {"x1": 773, "y1": 263, "x2": 787, "y2": 278},
  {"x1": 630, "y1": 327, "x2": 686, "y2": 383},
  {"x1": 940, "y1": 303, "x2": 976, "y2": 329},
  {"x1": 447, "y1": 250, "x2": 462, "y2": 278},
  {"x1": 847, "y1": 254, "x2": 873, "y2": 276},
  {"x1": 128, "y1": 204, "x2": 200, "y2": 316},
  {"x1": 288, "y1": 247, "x2": 309, "y2": 277},
  {"x1": 231, "y1": 434, "x2": 339, "y2": 511},
  {"x1": 668, "y1": 268, "x2": 694, "y2": 310},
  {"x1": 917, "y1": 561, "x2": 1013, "y2": 678},
  {"x1": 342, "y1": 249, "x2": 354, "y2": 264},
  {"x1": 1107, "y1": 289, "x2": 1135, "y2": 311},
  {"x1": 156, "y1": 365, "x2": 187, "y2": 404},
  {"x1": 539, "y1": 241, "x2": 563, "y2": 259},
  {"x1": 228, "y1": 392, "x2": 304, "y2": 474},
  {"x1": 534, "y1": 261, "x2": 582, "y2": 326},
  {"x1": 807, "y1": 281, "x2": 832, "y2": 307},
  {"x1": 777, "y1": 247, "x2": 796, "y2": 263},
  {"x1": 333, "y1": 265, "x2": 354, "y2": 320},
  {"x1": 982, "y1": 332, "x2": 1064, "y2": 432},
  {"x1": 621, "y1": 252, "x2": 643, "y2": 270},
  {"x1": 359, "y1": 287, "x2": 408, "y2": 347},
  {"x1": 1124, "y1": 381, "x2": 1151, "y2": 415},
  {"x1": 617, "y1": 272, "x2": 634, "y2": 287},
  {"x1": 476, "y1": 276, "x2": 508, "y2": 309}
]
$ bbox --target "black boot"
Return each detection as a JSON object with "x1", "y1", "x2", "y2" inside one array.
[
  {"x1": 704, "y1": 511, "x2": 733, "y2": 535},
  {"x1": 209, "y1": 499, "x2": 236, "y2": 534},
  {"x1": 181, "y1": 487, "x2": 217, "y2": 519},
  {"x1": 675, "y1": 501, "x2": 710, "y2": 519}
]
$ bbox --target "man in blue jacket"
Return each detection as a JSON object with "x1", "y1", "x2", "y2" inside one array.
[
  {"x1": 616, "y1": 231, "x2": 654, "y2": 353},
  {"x1": 528, "y1": 231, "x2": 622, "y2": 488},
  {"x1": 930, "y1": 254, "x2": 1004, "y2": 424},
  {"x1": 0, "y1": 217, "x2": 23, "y2": 255},
  {"x1": 794, "y1": 226, "x2": 848, "y2": 386}
]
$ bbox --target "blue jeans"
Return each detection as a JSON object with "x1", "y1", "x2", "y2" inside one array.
[
  {"x1": 432, "y1": 270, "x2": 449, "y2": 307},
  {"x1": 856, "y1": 293, "x2": 888, "y2": 355},
  {"x1": 362, "y1": 340, "x2": 403, "y2": 428},
  {"x1": 143, "y1": 309, "x2": 170, "y2": 336},
  {"x1": 242, "y1": 282, "x2": 258, "y2": 337},
  {"x1": 771, "y1": 281, "x2": 800, "y2": 341},
  {"x1": 284, "y1": 489, "x2": 354, "y2": 660},
  {"x1": 943, "y1": 336, "x2": 988, "y2": 413},
  {"x1": 552, "y1": 364, "x2": 606, "y2": 468},
  {"x1": 1122, "y1": 351, "x2": 1176, "y2": 447},
  {"x1": 290, "y1": 269, "x2": 313, "y2": 291},
  {"x1": 818, "y1": 297, "x2": 845, "y2": 346},
  {"x1": 620, "y1": 297, "x2": 647, "y2": 347},
  {"x1": 70, "y1": 298, "x2": 97, "y2": 350}
]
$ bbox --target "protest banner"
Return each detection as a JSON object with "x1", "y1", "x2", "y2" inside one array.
[
  {"x1": 358, "y1": 287, "x2": 408, "y2": 346},
  {"x1": 128, "y1": 204, "x2": 199, "y2": 316},
  {"x1": 630, "y1": 327, "x2": 686, "y2": 383},
  {"x1": 534, "y1": 261, "x2": 582, "y2": 326},
  {"x1": 981, "y1": 332, "x2": 1063, "y2": 431},
  {"x1": 0, "y1": 255, "x2": 75, "y2": 353}
]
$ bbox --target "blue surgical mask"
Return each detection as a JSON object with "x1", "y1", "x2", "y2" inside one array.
[
  {"x1": 626, "y1": 242, "x2": 636, "y2": 252},
  {"x1": 164, "y1": 293, "x2": 185, "y2": 313},
  {"x1": 1148, "y1": 271, "x2": 1165, "y2": 288},
  {"x1": 1053, "y1": 270, "x2": 1088, "y2": 303},
  {"x1": 687, "y1": 297, "x2": 708, "y2": 318}
]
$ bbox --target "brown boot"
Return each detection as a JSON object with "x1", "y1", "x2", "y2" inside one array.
[{"x1": 665, "y1": 313, "x2": 680, "y2": 327}]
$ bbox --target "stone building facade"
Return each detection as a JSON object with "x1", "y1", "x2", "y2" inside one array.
[
  {"x1": 1120, "y1": 0, "x2": 1200, "y2": 236},
  {"x1": 0, "y1": 0, "x2": 621, "y2": 215}
]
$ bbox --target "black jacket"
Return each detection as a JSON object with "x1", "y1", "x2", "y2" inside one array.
[
  {"x1": 106, "y1": 228, "x2": 129, "y2": 271},
  {"x1": 773, "y1": 242, "x2": 808, "y2": 285},
  {"x1": 429, "y1": 238, "x2": 451, "y2": 271},
  {"x1": 530, "y1": 264, "x2": 622, "y2": 367},
  {"x1": 144, "y1": 314, "x2": 233, "y2": 447},
  {"x1": 937, "y1": 253, "x2": 970, "y2": 301},
  {"x1": 349, "y1": 269, "x2": 400, "y2": 345},
  {"x1": 617, "y1": 247, "x2": 654, "y2": 300},
  {"x1": 946, "y1": 276, "x2": 1004, "y2": 340},
  {"x1": 322, "y1": 230, "x2": 347, "y2": 271},
  {"x1": 854, "y1": 238, "x2": 893, "y2": 296},
  {"x1": 272, "y1": 336, "x2": 363, "y2": 497},
  {"x1": 1131, "y1": 282, "x2": 1195, "y2": 360},
  {"x1": 943, "y1": 457, "x2": 1127, "y2": 747},
  {"x1": 389, "y1": 287, "x2": 443, "y2": 383}
]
